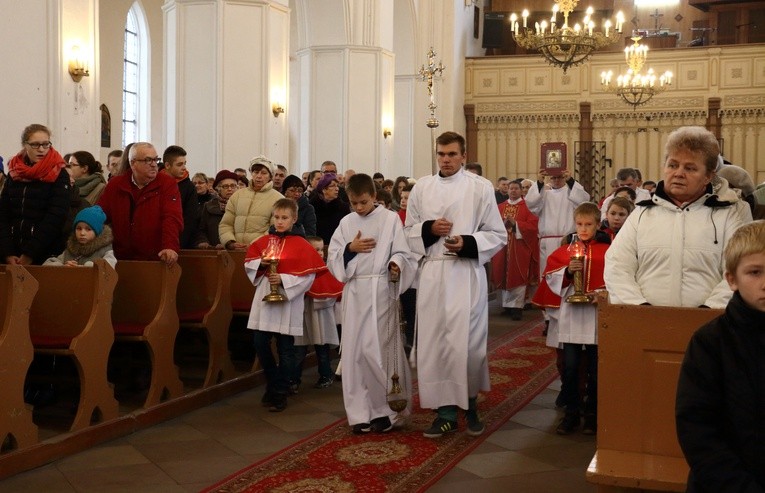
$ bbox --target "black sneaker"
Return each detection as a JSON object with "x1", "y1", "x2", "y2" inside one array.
[
  {"x1": 289, "y1": 382, "x2": 300, "y2": 395},
  {"x1": 370, "y1": 416, "x2": 393, "y2": 433},
  {"x1": 423, "y1": 417, "x2": 457, "y2": 438},
  {"x1": 582, "y1": 414, "x2": 597, "y2": 435},
  {"x1": 269, "y1": 396, "x2": 287, "y2": 412},
  {"x1": 314, "y1": 376, "x2": 334, "y2": 389},
  {"x1": 465, "y1": 410, "x2": 485, "y2": 436},
  {"x1": 556, "y1": 413, "x2": 580, "y2": 435},
  {"x1": 509, "y1": 308, "x2": 522, "y2": 321},
  {"x1": 352, "y1": 422, "x2": 371, "y2": 434}
]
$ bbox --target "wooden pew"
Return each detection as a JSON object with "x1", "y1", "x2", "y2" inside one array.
[
  {"x1": 25, "y1": 260, "x2": 119, "y2": 432},
  {"x1": 587, "y1": 294, "x2": 722, "y2": 492},
  {"x1": 227, "y1": 249, "x2": 255, "y2": 316},
  {"x1": 112, "y1": 261, "x2": 184, "y2": 407},
  {"x1": 177, "y1": 250, "x2": 236, "y2": 387},
  {"x1": 0, "y1": 265, "x2": 39, "y2": 453}
]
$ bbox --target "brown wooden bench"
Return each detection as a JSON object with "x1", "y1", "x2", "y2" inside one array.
[
  {"x1": 112, "y1": 261, "x2": 184, "y2": 407},
  {"x1": 177, "y1": 250, "x2": 236, "y2": 387},
  {"x1": 25, "y1": 260, "x2": 119, "y2": 432},
  {"x1": 227, "y1": 249, "x2": 255, "y2": 316},
  {"x1": 0, "y1": 265, "x2": 39, "y2": 453},
  {"x1": 586, "y1": 294, "x2": 723, "y2": 492}
]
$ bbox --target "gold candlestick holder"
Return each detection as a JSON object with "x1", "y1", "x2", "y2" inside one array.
[
  {"x1": 262, "y1": 258, "x2": 287, "y2": 302},
  {"x1": 565, "y1": 235, "x2": 593, "y2": 304},
  {"x1": 262, "y1": 237, "x2": 287, "y2": 302}
]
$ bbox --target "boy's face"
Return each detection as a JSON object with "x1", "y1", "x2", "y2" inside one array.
[
  {"x1": 399, "y1": 191, "x2": 409, "y2": 210},
  {"x1": 309, "y1": 240, "x2": 325, "y2": 260},
  {"x1": 272, "y1": 207, "x2": 297, "y2": 233},
  {"x1": 165, "y1": 156, "x2": 187, "y2": 179},
  {"x1": 606, "y1": 205, "x2": 629, "y2": 231},
  {"x1": 575, "y1": 213, "x2": 598, "y2": 242},
  {"x1": 348, "y1": 192, "x2": 376, "y2": 216},
  {"x1": 726, "y1": 252, "x2": 765, "y2": 312},
  {"x1": 75, "y1": 223, "x2": 96, "y2": 244}
]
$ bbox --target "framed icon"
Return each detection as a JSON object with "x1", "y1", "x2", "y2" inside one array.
[{"x1": 541, "y1": 142, "x2": 567, "y2": 176}]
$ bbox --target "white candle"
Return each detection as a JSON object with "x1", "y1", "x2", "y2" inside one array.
[
  {"x1": 535, "y1": 21, "x2": 540, "y2": 34},
  {"x1": 605, "y1": 20, "x2": 611, "y2": 37},
  {"x1": 522, "y1": 9, "x2": 529, "y2": 28},
  {"x1": 588, "y1": 21, "x2": 594, "y2": 36}
]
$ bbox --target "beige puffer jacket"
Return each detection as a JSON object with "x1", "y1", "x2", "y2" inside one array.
[{"x1": 218, "y1": 181, "x2": 283, "y2": 246}]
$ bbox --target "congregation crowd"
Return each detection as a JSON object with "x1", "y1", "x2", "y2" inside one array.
[{"x1": 1, "y1": 123, "x2": 763, "y2": 491}]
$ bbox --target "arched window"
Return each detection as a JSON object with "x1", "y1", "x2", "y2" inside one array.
[{"x1": 122, "y1": 2, "x2": 149, "y2": 147}]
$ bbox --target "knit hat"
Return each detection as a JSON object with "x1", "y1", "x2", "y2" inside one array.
[
  {"x1": 281, "y1": 174, "x2": 305, "y2": 192},
  {"x1": 249, "y1": 155, "x2": 274, "y2": 177},
  {"x1": 717, "y1": 165, "x2": 755, "y2": 197},
  {"x1": 315, "y1": 173, "x2": 338, "y2": 195},
  {"x1": 212, "y1": 169, "x2": 239, "y2": 189},
  {"x1": 73, "y1": 205, "x2": 107, "y2": 236}
]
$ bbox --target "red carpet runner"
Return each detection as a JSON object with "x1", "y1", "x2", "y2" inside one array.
[{"x1": 204, "y1": 318, "x2": 556, "y2": 493}]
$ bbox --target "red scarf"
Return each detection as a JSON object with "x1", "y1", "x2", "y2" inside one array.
[{"x1": 7, "y1": 147, "x2": 66, "y2": 183}]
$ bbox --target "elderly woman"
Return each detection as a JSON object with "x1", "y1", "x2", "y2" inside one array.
[
  {"x1": 192, "y1": 172, "x2": 217, "y2": 207},
  {"x1": 196, "y1": 170, "x2": 239, "y2": 249},
  {"x1": 310, "y1": 173, "x2": 349, "y2": 245},
  {"x1": 0, "y1": 124, "x2": 70, "y2": 265},
  {"x1": 282, "y1": 174, "x2": 317, "y2": 236},
  {"x1": 219, "y1": 156, "x2": 283, "y2": 249},
  {"x1": 604, "y1": 126, "x2": 745, "y2": 309},
  {"x1": 68, "y1": 150, "x2": 107, "y2": 204}
]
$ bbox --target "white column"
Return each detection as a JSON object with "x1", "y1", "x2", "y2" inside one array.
[
  {"x1": 290, "y1": 0, "x2": 394, "y2": 175},
  {"x1": 163, "y1": 0, "x2": 289, "y2": 177}
]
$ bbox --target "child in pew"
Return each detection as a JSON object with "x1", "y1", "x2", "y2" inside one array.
[
  {"x1": 244, "y1": 198, "x2": 326, "y2": 412},
  {"x1": 293, "y1": 236, "x2": 343, "y2": 389},
  {"x1": 532, "y1": 202, "x2": 610, "y2": 436},
  {"x1": 44, "y1": 205, "x2": 117, "y2": 268},
  {"x1": 675, "y1": 220, "x2": 765, "y2": 493},
  {"x1": 327, "y1": 173, "x2": 418, "y2": 434}
]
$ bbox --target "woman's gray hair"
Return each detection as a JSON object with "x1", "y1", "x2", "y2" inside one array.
[{"x1": 664, "y1": 126, "x2": 720, "y2": 173}]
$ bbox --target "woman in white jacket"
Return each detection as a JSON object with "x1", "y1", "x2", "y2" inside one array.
[{"x1": 604, "y1": 126, "x2": 745, "y2": 309}]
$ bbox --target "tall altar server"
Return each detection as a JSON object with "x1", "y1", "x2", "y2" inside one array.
[{"x1": 405, "y1": 131, "x2": 507, "y2": 438}]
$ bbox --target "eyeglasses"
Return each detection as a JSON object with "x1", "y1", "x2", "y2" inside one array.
[
  {"x1": 132, "y1": 157, "x2": 161, "y2": 165},
  {"x1": 218, "y1": 184, "x2": 238, "y2": 190},
  {"x1": 26, "y1": 141, "x2": 52, "y2": 149},
  {"x1": 285, "y1": 187, "x2": 305, "y2": 194}
]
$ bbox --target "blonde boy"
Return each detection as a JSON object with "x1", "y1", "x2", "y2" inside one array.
[
  {"x1": 244, "y1": 199, "x2": 325, "y2": 411},
  {"x1": 676, "y1": 221, "x2": 765, "y2": 492}
]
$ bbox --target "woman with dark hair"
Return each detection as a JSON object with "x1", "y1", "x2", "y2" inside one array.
[
  {"x1": 306, "y1": 170, "x2": 322, "y2": 197},
  {"x1": 0, "y1": 124, "x2": 70, "y2": 265},
  {"x1": 68, "y1": 150, "x2": 107, "y2": 204},
  {"x1": 310, "y1": 173, "x2": 349, "y2": 245},
  {"x1": 391, "y1": 176, "x2": 409, "y2": 211}
]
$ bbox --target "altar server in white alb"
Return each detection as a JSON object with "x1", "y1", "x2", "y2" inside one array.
[
  {"x1": 405, "y1": 131, "x2": 507, "y2": 438},
  {"x1": 328, "y1": 173, "x2": 418, "y2": 435}
]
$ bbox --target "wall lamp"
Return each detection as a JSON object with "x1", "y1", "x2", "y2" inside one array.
[
  {"x1": 68, "y1": 44, "x2": 90, "y2": 83},
  {"x1": 383, "y1": 128, "x2": 392, "y2": 139},
  {"x1": 272, "y1": 103, "x2": 285, "y2": 118}
]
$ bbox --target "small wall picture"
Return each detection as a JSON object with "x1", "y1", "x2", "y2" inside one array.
[
  {"x1": 541, "y1": 142, "x2": 567, "y2": 176},
  {"x1": 100, "y1": 104, "x2": 111, "y2": 148}
]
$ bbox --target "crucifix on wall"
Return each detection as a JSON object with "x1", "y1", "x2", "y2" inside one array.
[{"x1": 650, "y1": 9, "x2": 664, "y2": 32}]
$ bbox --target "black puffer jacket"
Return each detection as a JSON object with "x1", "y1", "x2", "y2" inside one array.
[
  {"x1": 676, "y1": 291, "x2": 765, "y2": 492},
  {"x1": 0, "y1": 168, "x2": 71, "y2": 264},
  {"x1": 310, "y1": 196, "x2": 349, "y2": 245}
]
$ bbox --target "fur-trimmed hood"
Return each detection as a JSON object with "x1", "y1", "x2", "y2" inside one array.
[{"x1": 66, "y1": 224, "x2": 114, "y2": 257}]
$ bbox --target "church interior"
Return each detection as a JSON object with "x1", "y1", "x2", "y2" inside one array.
[{"x1": 1, "y1": 0, "x2": 764, "y2": 491}]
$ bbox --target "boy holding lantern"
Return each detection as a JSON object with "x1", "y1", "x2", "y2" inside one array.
[
  {"x1": 244, "y1": 198, "x2": 326, "y2": 412},
  {"x1": 532, "y1": 202, "x2": 611, "y2": 435}
]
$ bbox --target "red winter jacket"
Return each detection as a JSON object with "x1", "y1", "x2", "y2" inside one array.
[{"x1": 97, "y1": 173, "x2": 183, "y2": 260}]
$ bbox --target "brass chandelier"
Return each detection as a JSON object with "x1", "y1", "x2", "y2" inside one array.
[
  {"x1": 510, "y1": 0, "x2": 624, "y2": 73},
  {"x1": 600, "y1": 37, "x2": 673, "y2": 108}
]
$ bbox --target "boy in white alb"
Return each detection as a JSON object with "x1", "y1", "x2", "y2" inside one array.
[{"x1": 328, "y1": 174, "x2": 417, "y2": 434}]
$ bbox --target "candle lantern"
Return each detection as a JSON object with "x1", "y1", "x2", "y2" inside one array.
[
  {"x1": 566, "y1": 235, "x2": 593, "y2": 304},
  {"x1": 262, "y1": 236, "x2": 287, "y2": 302}
]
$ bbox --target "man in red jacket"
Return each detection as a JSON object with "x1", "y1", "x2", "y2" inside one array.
[{"x1": 98, "y1": 142, "x2": 183, "y2": 264}]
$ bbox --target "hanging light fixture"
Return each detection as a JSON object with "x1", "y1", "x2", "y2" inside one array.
[
  {"x1": 510, "y1": 1, "x2": 625, "y2": 73},
  {"x1": 600, "y1": 37, "x2": 673, "y2": 108}
]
